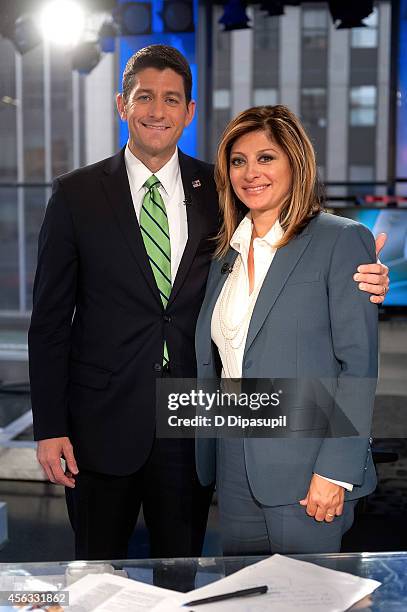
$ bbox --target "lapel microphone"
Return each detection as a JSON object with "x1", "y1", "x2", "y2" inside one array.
[
  {"x1": 221, "y1": 263, "x2": 234, "y2": 274},
  {"x1": 183, "y1": 193, "x2": 192, "y2": 206}
]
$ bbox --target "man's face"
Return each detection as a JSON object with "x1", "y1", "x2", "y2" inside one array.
[{"x1": 116, "y1": 67, "x2": 195, "y2": 167}]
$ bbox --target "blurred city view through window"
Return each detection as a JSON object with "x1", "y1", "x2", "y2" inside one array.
[{"x1": 0, "y1": 1, "x2": 394, "y2": 318}]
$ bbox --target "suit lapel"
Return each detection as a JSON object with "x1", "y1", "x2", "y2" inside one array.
[
  {"x1": 244, "y1": 231, "x2": 312, "y2": 358},
  {"x1": 167, "y1": 150, "x2": 210, "y2": 307},
  {"x1": 101, "y1": 148, "x2": 161, "y2": 305}
]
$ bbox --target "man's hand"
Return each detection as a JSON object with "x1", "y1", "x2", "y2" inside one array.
[
  {"x1": 37, "y1": 437, "x2": 79, "y2": 488},
  {"x1": 299, "y1": 473, "x2": 345, "y2": 523},
  {"x1": 354, "y1": 233, "x2": 389, "y2": 304}
]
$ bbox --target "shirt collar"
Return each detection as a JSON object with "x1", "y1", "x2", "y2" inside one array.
[
  {"x1": 231, "y1": 213, "x2": 283, "y2": 254},
  {"x1": 124, "y1": 144, "x2": 180, "y2": 196}
]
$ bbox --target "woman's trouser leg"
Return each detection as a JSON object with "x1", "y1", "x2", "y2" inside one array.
[{"x1": 217, "y1": 438, "x2": 356, "y2": 555}]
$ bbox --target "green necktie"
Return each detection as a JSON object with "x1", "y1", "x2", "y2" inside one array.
[{"x1": 140, "y1": 175, "x2": 171, "y2": 367}]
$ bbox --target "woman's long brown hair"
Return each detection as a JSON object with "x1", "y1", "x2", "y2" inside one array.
[{"x1": 214, "y1": 105, "x2": 324, "y2": 258}]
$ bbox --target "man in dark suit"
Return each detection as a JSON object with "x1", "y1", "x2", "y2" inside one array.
[
  {"x1": 28, "y1": 44, "x2": 389, "y2": 562},
  {"x1": 29, "y1": 45, "x2": 218, "y2": 561}
]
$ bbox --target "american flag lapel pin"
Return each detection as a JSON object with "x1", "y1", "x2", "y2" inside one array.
[{"x1": 192, "y1": 179, "x2": 201, "y2": 188}]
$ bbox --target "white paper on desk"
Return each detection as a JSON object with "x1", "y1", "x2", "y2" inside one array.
[
  {"x1": 65, "y1": 572, "x2": 178, "y2": 611},
  {"x1": 152, "y1": 554, "x2": 381, "y2": 612}
]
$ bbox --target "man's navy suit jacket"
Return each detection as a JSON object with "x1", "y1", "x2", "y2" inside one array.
[{"x1": 29, "y1": 148, "x2": 220, "y2": 475}]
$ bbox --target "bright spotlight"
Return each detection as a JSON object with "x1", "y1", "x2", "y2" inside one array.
[{"x1": 39, "y1": 0, "x2": 86, "y2": 46}]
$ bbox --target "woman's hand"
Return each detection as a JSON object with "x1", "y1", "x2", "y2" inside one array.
[
  {"x1": 299, "y1": 474, "x2": 345, "y2": 523},
  {"x1": 354, "y1": 233, "x2": 389, "y2": 304}
]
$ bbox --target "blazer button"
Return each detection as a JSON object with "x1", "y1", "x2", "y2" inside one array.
[
  {"x1": 163, "y1": 315, "x2": 171, "y2": 323},
  {"x1": 154, "y1": 363, "x2": 162, "y2": 372}
]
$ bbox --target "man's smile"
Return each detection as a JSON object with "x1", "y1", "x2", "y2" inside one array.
[{"x1": 140, "y1": 122, "x2": 170, "y2": 131}]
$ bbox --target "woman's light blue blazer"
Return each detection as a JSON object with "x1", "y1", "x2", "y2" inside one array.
[{"x1": 195, "y1": 212, "x2": 378, "y2": 507}]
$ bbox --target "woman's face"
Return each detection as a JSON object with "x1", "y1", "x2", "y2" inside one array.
[{"x1": 229, "y1": 129, "x2": 292, "y2": 219}]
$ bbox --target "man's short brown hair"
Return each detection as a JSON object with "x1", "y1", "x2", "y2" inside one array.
[{"x1": 122, "y1": 44, "x2": 192, "y2": 104}]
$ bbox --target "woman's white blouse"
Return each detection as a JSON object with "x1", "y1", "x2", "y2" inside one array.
[{"x1": 211, "y1": 214, "x2": 283, "y2": 379}]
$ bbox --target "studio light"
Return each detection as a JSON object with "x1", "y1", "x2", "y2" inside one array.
[
  {"x1": 71, "y1": 41, "x2": 101, "y2": 74},
  {"x1": 259, "y1": 1, "x2": 284, "y2": 18},
  {"x1": 39, "y1": 0, "x2": 86, "y2": 46},
  {"x1": 0, "y1": 1, "x2": 42, "y2": 54},
  {"x1": 13, "y1": 13, "x2": 42, "y2": 54},
  {"x1": 161, "y1": 1, "x2": 194, "y2": 33},
  {"x1": 115, "y1": 2, "x2": 152, "y2": 36},
  {"x1": 98, "y1": 20, "x2": 118, "y2": 53},
  {"x1": 328, "y1": 0, "x2": 374, "y2": 29},
  {"x1": 219, "y1": 0, "x2": 251, "y2": 32}
]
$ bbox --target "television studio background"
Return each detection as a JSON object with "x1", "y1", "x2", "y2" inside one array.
[{"x1": 0, "y1": 0, "x2": 406, "y2": 561}]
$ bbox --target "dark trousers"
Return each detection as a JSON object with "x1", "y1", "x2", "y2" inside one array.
[{"x1": 65, "y1": 437, "x2": 213, "y2": 562}]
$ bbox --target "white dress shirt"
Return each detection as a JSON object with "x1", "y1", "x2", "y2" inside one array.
[
  {"x1": 124, "y1": 144, "x2": 188, "y2": 281},
  {"x1": 211, "y1": 214, "x2": 352, "y2": 491}
]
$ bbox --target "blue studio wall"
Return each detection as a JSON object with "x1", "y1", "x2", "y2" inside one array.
[
  {"x1": 118, "y1": 0, "x2": 198, "y2": 156},
  {"x1": 398, "y1": 0, "x2": 407, "y2": 182}
]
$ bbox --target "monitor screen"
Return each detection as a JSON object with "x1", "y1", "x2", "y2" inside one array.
[{"x1": 332, "y1": 208, "x2": 407, "y2": 307}]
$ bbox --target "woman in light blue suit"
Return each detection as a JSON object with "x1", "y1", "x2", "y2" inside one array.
[{"x1": 195, "y1": 105, "x2": 378, "y2": 555}]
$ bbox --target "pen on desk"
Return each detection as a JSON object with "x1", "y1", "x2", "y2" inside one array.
[{"x1": 182, "y1": 584, "x2": 268, "y2": 607}]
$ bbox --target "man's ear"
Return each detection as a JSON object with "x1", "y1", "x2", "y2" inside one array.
[
  {"x1": 185, "y1": 100, "x2": 196, "y2": 127},
  {"x1": 116, "y1": 93, "x2": 127, "y2": 120}
]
